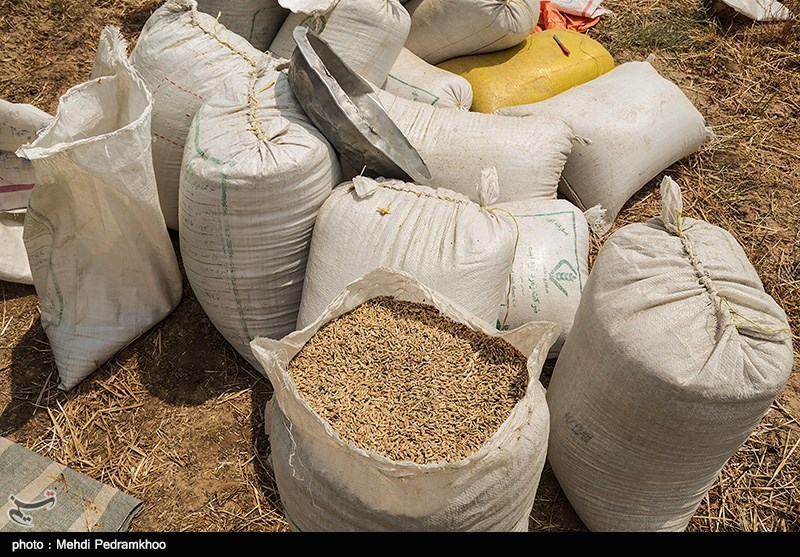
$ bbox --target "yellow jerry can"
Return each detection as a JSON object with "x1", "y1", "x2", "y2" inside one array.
[{"x1": 437, "y1": 29, "x2": 615, "y2": 114}]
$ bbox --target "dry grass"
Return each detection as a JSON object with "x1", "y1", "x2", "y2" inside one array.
[{"x1": 0, "y1": 0, "x2": 798, "y2": 532}]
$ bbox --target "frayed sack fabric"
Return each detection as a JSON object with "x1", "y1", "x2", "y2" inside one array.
[
  {"x1": 196, "y1": 0, "x2": 289, "y2": 50},
  {"x1": 180, "y1": 57, "x2": 341, "y2": 369},
  {"x1": 252, "y1": 268, "x2": 557, "y2": 531},
  {"x1": 297, "y1": 174, "x2": 516, "y2": 328},
  {"x1": 376, "y1": 88, "x2": 572, "y2": 203},
  {"x1": 497, "y1": 62, "x2": 708, "y2": 235},
  {"x1": 404, "y1": 0, "x2": 540, "y2": 65},
  {"x1": 495, "y1": 198, "x2": 589, "y2": 357},
  {"x1": 269, "y1": 0, "x2": 410, "y2": 86},
  {"x1": 437, "y1": 29, "x2": 614, "y2": 114},
  {"x1": 130, "y1": 0, "x2": 264, "y2": 229},
  {"x1": 546, "y1": 177, "x2": 794, "y2": 531},
  {"x1": 17, "y1": 27, "x2": 182, "y2": 391},
  {"x1": 383, "y1": 48, "x2": 473, "y2": 110}
]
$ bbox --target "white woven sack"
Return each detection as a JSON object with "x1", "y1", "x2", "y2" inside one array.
[
  {"x1": 383, "y1": 47, "x2": 473, "y2": 110},
  {"x1": 130, "y1": 0, "x2": 264, "y2": 229},
  {"x1": 376, "y1": 88, "x2": 572, "y2": 203},
  {"x1": 252, "y1": 268, "x2": 557, "y2": 531},
  {"x1": 0, "y1": 99, "x2": 51, "y2": 152},
  {"x1": 495, "y1": 198, "x2": 589, "y2": 357},
  {"x1": 715, "y1": 0, "x2": 794, "y2": 21},
  {"x1": 497, "y1": 62, "x2": 708, "y2": 235},
  {"x1": 546, "y1": 177, "x2": 794, "y2": 531},
  {"x1": 0, "y1": 101, "x2": 52, "y2": 284},
  {"x1": 269, "y1": 0, "x2": 410, "y2": 86},
  {"x1": 1, "y1": 153, "x2": 36, "y2": 212},
  {"x1": 0, "y1": 210, "x2": 31, "y2": 285},
  {"x1": 196, "y1": 0, "x2": 289, "y2": 49},
  {"x1": 17, "y1": 27, "x2": 183, "y2": 391},
  {"x1": 551, "y1": 0, "x2": 609, "y2": 17},
  {"x1": 297, "y1": 174, "x2": 516, "y2": 328},
  {"x1": 1, "y1": 100, "x2": 52, "y2": 211},
  {"x1": 180, "y1": 57, "x2": 341, "y2": 369},
  {"x1": 404, "y1": 0, "x2": 540, "y2": 64}
]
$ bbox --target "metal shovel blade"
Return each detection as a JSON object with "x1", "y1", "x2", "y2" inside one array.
[{"x1": 287, "y1": 27, "x2": 431, "y2": 184}]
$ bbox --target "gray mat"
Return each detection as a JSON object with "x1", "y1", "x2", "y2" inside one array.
[{"x1": 0, "y1": 436, "x2": 142, "y2": 532}]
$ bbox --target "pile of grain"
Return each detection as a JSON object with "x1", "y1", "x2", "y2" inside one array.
[{"x1": 288, "y1": 297, "x2": 529, "y2": 464}]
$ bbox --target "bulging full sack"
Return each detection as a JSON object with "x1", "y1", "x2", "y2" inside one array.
[
  {"x1": 269, "y1": 0, "x2": 410, "y2": 86},
  {"x1": 130, "y1": 0, "x2": 264, "y2": 229},
  {"x1": 376, "y1": 88, "x2": 572, "y2": 203},
  {"x1": 252, "y1": 268, "x2": 557, "y2": 531},
  {"x1": 180, "y1": 57, "x2": 341, "y2": 368},
  {"x1": 195, "y1": 0, "x2": 289, "y2": 50},
  {"x1": 404, "y1": 0, "x2": 540, "y2": 64},
  {"x1": 17, "y1": 27, "x2": 183, "y2": 391},
  {"x1": 546, "y1": 177, "x2": 794, "y2": 531},
  {"x1": 383, "y1": 48, "x2": 473, "y2": 110},
  {"x1": 438, "y1": 29, "x2": 614, "y2": 113},
  {"x1": 496, "y1": 198, "x2": 589, "y2": 356},
  {"x1": 497, "y1": 62, "x2": 708, "y2": 235},
  {"x1": 297, "y1": 175, "x2": 516, "y2": 328}
]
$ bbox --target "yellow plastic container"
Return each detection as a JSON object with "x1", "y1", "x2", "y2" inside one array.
[{"x1": 437, "y1": 29, "x2": 615, "y2": 114}]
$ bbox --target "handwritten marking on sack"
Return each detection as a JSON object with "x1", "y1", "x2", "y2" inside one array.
[
  {"x1": 386, "y1": 75, "x2": 441, "y2": 106},
  {"x1": 151, "y1": 76, "x2": 205, "y2": 102},
  {"x1": 153, "y1": 133, "x2": 185, "y2": 149},
  {"x1": 7, "y1": 490, "x2": 57, "y2": 528},
  {"x1": 563, "y1": 412, "x2": 593, "y2": 444},
  {"x1": 23, "y1": 205, "x2": 64, "y2": 328},
  {"x1": 549, "y1": 259, "x2": 578, "y2": 297}
]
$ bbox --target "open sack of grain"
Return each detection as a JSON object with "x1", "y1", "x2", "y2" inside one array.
[
  {"x1": 130, "y1": 0, "x2": 264, "y2": 229},
  {"x1": 497, "y1": 61, "x2": 709, "y2": 235},
  {"x1": 546, "y1": 177, "x2": 794, "y2": 531},
  {"x1": 297, "y1": 173, "x2": 516, "y2": 328},
  {"x1": 269, "y1": 0, "x2": 410, "y2": 86},
  {"x1": 0, "y1": 99, "x2": 52, "y2": 285},
  {"x1": 17, "y1": 27, "x2": 182, "y2": 391},
  {"x1": 180, "y1": 55, "x2": 341, "y2": 370},
  {"x1": 251, "y1": 268, "x2": 558, "y2": 531}
]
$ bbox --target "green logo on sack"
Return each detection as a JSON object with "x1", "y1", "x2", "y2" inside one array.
[{"x1": 549, "y1": 259, "x2": 578, "y2": 297}]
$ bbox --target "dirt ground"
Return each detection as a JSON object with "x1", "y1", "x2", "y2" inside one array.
[{"x1": 0, "y1": 0, "x2": 798, "y2": 532}]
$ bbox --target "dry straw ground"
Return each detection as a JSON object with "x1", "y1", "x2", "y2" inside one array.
[{"x1": 0, "y1": 0, "x2": 798, "y2": 532}]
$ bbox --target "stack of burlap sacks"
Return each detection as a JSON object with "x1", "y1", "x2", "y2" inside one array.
[{"x1": 3, "y1": 0, "x2": 792, "y2": 532}]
